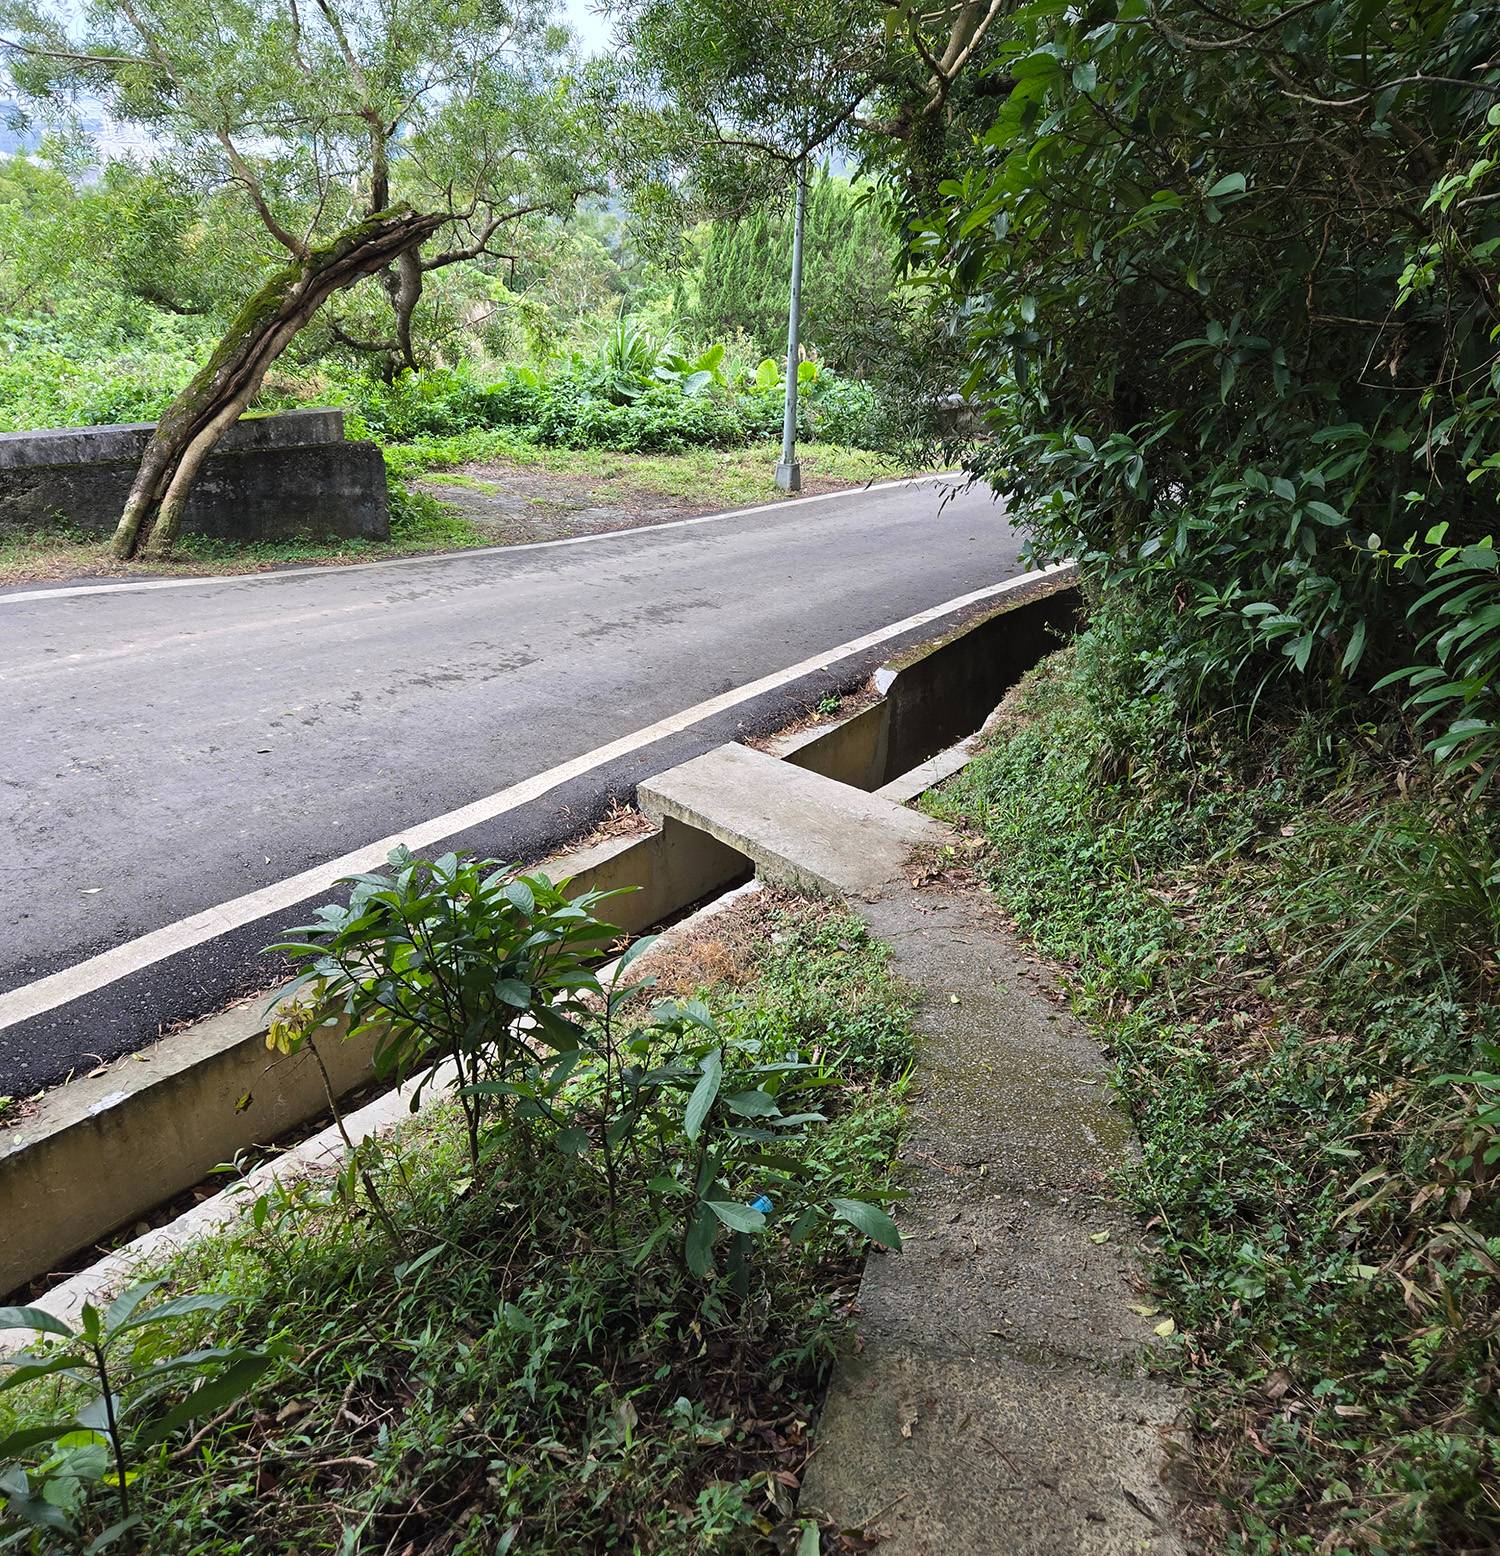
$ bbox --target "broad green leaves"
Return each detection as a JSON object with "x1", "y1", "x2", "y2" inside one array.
[
  {"x1": 830, "y1": 1197, "x2": 901, "y2": 1249},
  {"x1": 0, "y1": 1285, "x2": 268, "y2": 1539},
  {"x1": 892, "y1": 0, "x2": 1500, "y2": 775},
  {"x1": 683, "y1": 1049, "x2": 723, "y2": 1142},
  {"x1": 268, "y1": 852, "x2": 625, "y2": 1167}
]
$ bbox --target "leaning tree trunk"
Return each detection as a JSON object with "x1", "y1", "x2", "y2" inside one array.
[{"x1": 111, "y1": 206, "x2": 446, "y2": 560}]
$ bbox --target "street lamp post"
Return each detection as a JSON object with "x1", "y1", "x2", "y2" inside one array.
[{"x1": 776, "y1": 152, "x2": 809, "y2": 493}]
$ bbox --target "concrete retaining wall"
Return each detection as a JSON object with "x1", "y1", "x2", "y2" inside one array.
[
  {"x1": 1, "y1": 1008, "x2": 375, "y2": 1293},
  {"x1": 0, "y1": 408, "x2": 389, "y2": 543},
  {"x1": 877, "y1": 577, "x2": 1078, "y2": 780},
  {"x1": 0, "y1": 567, "x2": 1078, "y2": 1295},
  {"x1": 774, "y1": 700, "x2": 890, "y2": 789}
]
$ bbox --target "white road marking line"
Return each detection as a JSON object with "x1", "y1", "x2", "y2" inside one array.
[
  {"x1": 0, "y1": 566, "x2": 1065, "y2": 1031},
  {"x1": 0, "y1": 472, "x2": 961, "y2": 607}
]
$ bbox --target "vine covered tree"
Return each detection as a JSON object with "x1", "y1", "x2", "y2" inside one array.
[{"x1": 0, "y1": 0, "x2": 601, "y2": 558}]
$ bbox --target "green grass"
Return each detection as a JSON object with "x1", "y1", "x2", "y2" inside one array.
[
  {"x1": 923, "y1": 616, "x2": 1500, "y2": 1555},
  {"x1": 0, "y1": 895, "x2": 914, "y2": 1554},
  {"x1": 401, "y1": 433, "x2": 915, "y2": 507}
]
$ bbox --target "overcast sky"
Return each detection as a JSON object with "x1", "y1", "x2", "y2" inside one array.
[{"x1": 562, "y1": 0, "x2": 615, "y2": 57}]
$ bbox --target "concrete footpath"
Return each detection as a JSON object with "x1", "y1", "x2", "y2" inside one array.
[{"x1": 640, "y1": 745, "x2": 1186, "y2": 1555}]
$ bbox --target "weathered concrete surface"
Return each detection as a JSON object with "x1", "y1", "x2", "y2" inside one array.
[
  {"x1": 638, "y1": 743, "x2": 944, "y2": 898},
  {"x1": 0, "y1": 1001, "x2": 375, "y2": 1295},
  {"x1": 0, "y1": 409, "x2": 347, "y2": 468},
  {"x1": 0, "y1": 408, "x2": 388, "y2": 542},
  {"x1": 542, "y1": 816, "x2": 748, "y2": 935},
  {"x1": 876, "y1": 568, "x2": 1078, "y2": 780},
  {"x1": 769, "y1": 699, "x2": 890, "y2": 790},
  {"x1": 801, "y1": 887, "x2": 1187, "y2": 1553},
  {"x1": 632, "y1": 745, "x2": 1187, "y2": 1552},
  {"x1": 873, "y1": 732, "x2": 977, "y2": 805}
]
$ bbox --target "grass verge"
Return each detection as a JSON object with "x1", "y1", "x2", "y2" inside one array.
[
  {"x1": 923, "y1": 611, "x2": 1500, "y2": 1554},
  {"x1": 0, "y1": 891, "x2": 914, "y2": 1553},
  {"x1": 395, "y1": 433, "x2": 915, "y2": 507}
]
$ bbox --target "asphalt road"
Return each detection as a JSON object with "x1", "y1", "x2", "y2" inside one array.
[{"x1": 1, "y1": 476, "x2": 1024, "y2": 1091}]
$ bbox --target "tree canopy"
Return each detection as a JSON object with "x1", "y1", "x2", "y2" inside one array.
[
  {"x1": 884, "y1": 0, "x2": 1500, "y2": 784},
  {"x1": 683, "y1": 174, "x2": 896, "y2": 369},
  {"x1": 1, "y1": 0, "x2": 601, "y2": 555}
]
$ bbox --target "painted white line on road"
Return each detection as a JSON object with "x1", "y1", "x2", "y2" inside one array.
[
  {"x1": 0, "y1": 565, "x2": 1066, "y2": 1032},
  {"x1": 0, "y1": 472, "x2": 961, "y2": 607}
]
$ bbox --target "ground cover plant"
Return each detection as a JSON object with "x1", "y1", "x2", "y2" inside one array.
[
  {"x1": 0, "y1": 876, "x2": 914, "y2": 1552},
  {"x1": 925, "y1": 604, "x2": 1500, "y2": 1555},
  {"x1": 403, "y1": 439, "x2": 908, "y2": 505}
]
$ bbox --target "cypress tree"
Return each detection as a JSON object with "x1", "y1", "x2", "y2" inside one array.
[{"x1": 687, "y1": 175, "x2": 894, "y2": 367}]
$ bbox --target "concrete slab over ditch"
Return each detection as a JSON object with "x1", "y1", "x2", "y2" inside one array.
[
  {"x1": 639, "y1": 742, "x2": 944, "y2": 899},
  {"x1": 639, "y1": 744, "x2": 1188, "y2": 1553}
]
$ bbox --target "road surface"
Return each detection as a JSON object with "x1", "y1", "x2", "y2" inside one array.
[{"x1": 1, "y1": 476, "x2": 1025, "y2": 1091}]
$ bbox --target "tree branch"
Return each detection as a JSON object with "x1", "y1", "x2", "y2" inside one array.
[
  {"x1": 312, "y1": 0, "x2": 389, "y2": 211},
  {"x1": 0, "y1": 36, "x2": 154, "y2": 68},
  {"x1": 217, "y1": 128, "x2": 309, "y2": 257}
]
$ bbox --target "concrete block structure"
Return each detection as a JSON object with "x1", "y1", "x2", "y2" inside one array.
[{"x1": 0, "y1": 408, "x2": 389, "y2": 543}]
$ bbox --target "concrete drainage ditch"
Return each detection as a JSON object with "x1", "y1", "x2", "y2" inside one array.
[{"x1": 0, "y1": 565, "x2": 1078, "y2": 1301}]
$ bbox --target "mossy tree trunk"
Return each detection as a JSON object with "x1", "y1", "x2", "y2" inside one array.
[{"x1": 110, "y1": 206, "x2": 445, "y2": 561}]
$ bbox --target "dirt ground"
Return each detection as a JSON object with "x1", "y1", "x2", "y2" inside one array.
[{"x1": 416, "y1": 457, "x2": 884, "y2": 544}]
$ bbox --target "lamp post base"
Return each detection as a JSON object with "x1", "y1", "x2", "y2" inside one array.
[{"x1": 775, "y1": 459, "x2": 802, "y2": 493}]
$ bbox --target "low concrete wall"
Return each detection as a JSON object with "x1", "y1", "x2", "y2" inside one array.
[
  {"x1": 0, "y1": 1007, "x2": 375, "y2": 1294},
  {"x1": 773, "y1": 701, "x2": 890, "y2": 790},
  {"x1": 547, "y1": 819, "x2": 748, "y2": 935},
  {"x1": 0, "y1": 818, "x2": 747, "y2": 1294},
  {"x1": 0, "y1": 408, "x2": 389, "y2": 543},
  {"x1": 0, "y1": 409, "x2": 348, "y2": 468},
  {"x1": 877, "y1": 568, "x2": 1078, "y2": 780}
]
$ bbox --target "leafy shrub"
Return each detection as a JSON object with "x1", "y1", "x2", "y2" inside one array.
[
  {"x1": 269, "y1": 851, "x2": 901, "y2": 1276},
  {"x1": 0, "y1": 890, "x2": 913, "y2": 1553},
  {"x1": 809, "y1": 375, "x2": 879, "y2": 449},
  {"x1": 0, "y1": 1285, "x2": 269, "y2": 1547},
  {"x1": 270, "y1": 850, "x2": 620, "y2": 1170},
  {"x1": 1379, "y1": 527, "x2": 1500, "y2": 791},
  {"x1": 352, "y1": 364, "x2": 544, "y2": 442},
  {"x1": 535, "y1": 377, "x2": 747, "y2": 452},
  {"x1": 899, "y1": 1, "x2": 1500, "y2": 776}
]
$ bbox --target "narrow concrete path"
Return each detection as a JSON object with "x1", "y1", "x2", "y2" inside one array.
[{"x1": 640, "y1": 745, "x2": 1186, "y2": 1554}]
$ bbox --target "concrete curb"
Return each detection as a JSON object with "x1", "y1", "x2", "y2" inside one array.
[{"x1": 1, "y1": 566, "x2": 1078, "y2": 1297}]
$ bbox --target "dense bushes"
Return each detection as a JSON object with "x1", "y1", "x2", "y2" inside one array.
[
  {"x1": 352, "y1": 345, "x2": 883, "y2": 453},
  {"x1": 0, "y1": 297, "x2": 206, "y2": 431},
  {"x1": 0, "y1": 306, "x2": 885, "y2": 456},
  {"x1": 0, "y1": 884, "x2": 911, "y2": 1552},
  {"x1": 534, "y1": 378, "x2": 745, "y2": 451},
  {"x1": 900, "y1": 0, "x2": 1500, "y2": 786}
]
